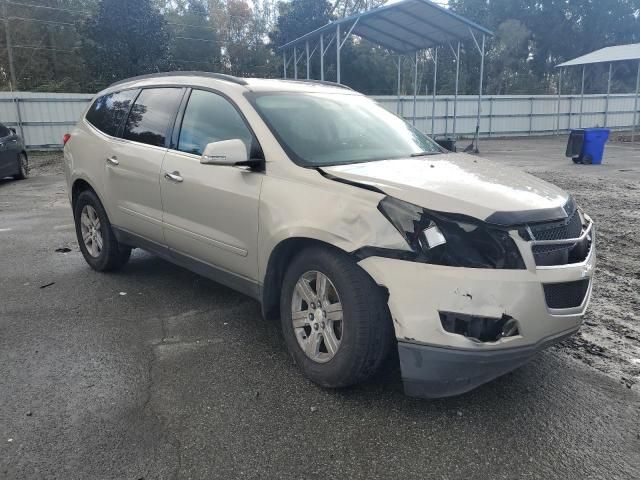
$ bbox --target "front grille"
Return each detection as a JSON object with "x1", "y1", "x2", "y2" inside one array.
[
  {"x1": 543, "y1": 279, "x2": 590, "y2": 309},
  {"x1": 522, "y1": 199, "x2": 591, "y2": 266},
  {"x1": 530, "y1": 207, "x2": 582, "y2": 242}
]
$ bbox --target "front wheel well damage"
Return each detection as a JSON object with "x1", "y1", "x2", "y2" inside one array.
[{"x1": 261, "y1": 238, "x2": 389, "y2": 321}]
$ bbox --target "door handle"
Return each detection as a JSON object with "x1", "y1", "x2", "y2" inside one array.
[
  {"x1": 106, "y1": 156, "x2": 119, "y2": 166},
  {"x1": 164, "y1": 171, "x2": 183, "y2": 183}
]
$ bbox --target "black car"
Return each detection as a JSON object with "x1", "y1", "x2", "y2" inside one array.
[{"x1": 0, "y1": 123, "x2": 28, "y2": 180}]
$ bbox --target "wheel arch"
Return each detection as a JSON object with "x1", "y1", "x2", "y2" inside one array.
[
  {"x1": 71, "y1": 177, "x2": 103, "y2": 210},
  {"x1": 261, "y1": 237, "x2": 389, "y2": 321},
  {"x1": 262, "y1": 238, "x2": 348, "y2": 320}
]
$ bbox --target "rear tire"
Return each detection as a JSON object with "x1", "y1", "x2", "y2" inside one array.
[
  {"x1": 280, "y1": 246, "x2": 393, "y2": 389},
  {"x1": 74, "y1": 190, "x2": 131, "y2": 272},
  {"x1": 14, "y1": 153, "x2": 28, "y2": 180}
]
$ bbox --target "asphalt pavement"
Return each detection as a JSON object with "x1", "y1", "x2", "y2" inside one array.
[{"x1": 1, "y1": 151, "x2": 639, "y2": 479}]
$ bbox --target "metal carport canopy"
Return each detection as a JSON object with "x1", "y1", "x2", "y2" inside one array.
[
  {"x1": 555, "y1": 43, "x2": 640, "y2": 141},
  {"x1": 556, "y1": 43, "x2": 640, "y2": 67},
  {"x1": 278, "y1": 0, "x2": 493, "y2": 152},
  {"x1": 279, "y1": 0, "x2": 493, "y2": 54}
]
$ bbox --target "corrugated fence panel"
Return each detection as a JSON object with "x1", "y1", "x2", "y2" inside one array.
[
  {"x1": 0, "y1": 92, "x2": 94, "y2": 148},
  {"x1": 372, "y1": 93, "x2": 639, "y2": 138},
  {"x1": 0, "y1": 91, "x2": 637, "y2": 148}
]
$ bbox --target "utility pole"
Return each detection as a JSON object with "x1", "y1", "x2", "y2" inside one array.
[
  {"x1": 2, "y1": 0, "x2": 24, "y2": 140},
  {"x1": 2, "y1": 1, "x2": 17, "y2": 90}
]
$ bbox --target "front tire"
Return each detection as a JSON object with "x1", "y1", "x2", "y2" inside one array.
[
  {"x1": 14, "y1": 153, "x2": 28, "y2": 179},
  {"x1": 280, "y1": 246, "x2": 393, "y2": 389},
  {"x1": 74, "y1": 190, "x2": 131, "y2": 272}
]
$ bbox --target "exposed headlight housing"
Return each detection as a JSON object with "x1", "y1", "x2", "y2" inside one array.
[{"x1": 377, "y1": 196, "x2": 525, "y2": 269}]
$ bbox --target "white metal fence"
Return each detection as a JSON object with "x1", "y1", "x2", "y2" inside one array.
[
  {"x1": 0, "y1": 92, "x2": 93, "y2": 149},
  {"x1": 373, "y1": 93, "x2": 640, "y2": 138},
  {"x1": 0, "y1": 91, "x2": 638, "y2": 148}
]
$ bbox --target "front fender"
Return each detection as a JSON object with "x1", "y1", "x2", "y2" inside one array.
[{"x1": 258, "y1": 174, "x2": 408, "y2": 281}]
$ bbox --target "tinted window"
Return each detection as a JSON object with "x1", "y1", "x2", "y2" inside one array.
[
  {"x1": 86, "y1": 90, "x2": 139, "y2": 136},
  {"x1": 123, "y1": 88, "x2": 183, "y2": 147},
  {"x1": 0, "y1": 124, "x2": 10, "y2": 138},
  {"x1": 178, "y1": 89, "x2": 253, "y2": 156}
]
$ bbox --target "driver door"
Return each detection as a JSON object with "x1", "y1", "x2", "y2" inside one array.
[{"x1": 160, "y1": 89, "x2": 263, "y2": 284}]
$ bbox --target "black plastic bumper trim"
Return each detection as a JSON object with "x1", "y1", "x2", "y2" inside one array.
[{"x1": 398, "y1": 328, "x2": 579, "y2": 399}]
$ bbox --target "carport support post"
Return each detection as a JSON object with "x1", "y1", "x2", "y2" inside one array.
[
  {"x1": 306, "y1": 41, "x2": 310, "y2": 80},
  {"x1": 633, "y1": 60, "x2": 640, "y2": 143},
  {"x1": 293, "y1": 46, "x2": 298, "y2": 79},
  {"x1": 604, "y1": 62, "x2": 612, "y2": 127},
  {"x1": 453, "y1": 41, "x2": 461, "y2": 139},
  {"x1": 556, "y1": 69, "x2": 562, "y2": 134},
  {"x1": 320, "y1": 34, "x2": 325, "y2": 81},
  {"x1": 336, "y1": 24, "x2": 341, "y2": 84},
  {"x1": 579, "y1": 65, "x2": 585, "y2": 128},
  {"x1": 431, "y1": 47, "x2": 438, "y2": 136},
  {"x1": 282, "y1": 51, "x2": 287, "y2": 79},
  {"x1": 475, "y1": 34, "x2": 486, "y2": 153},
  {"x1": 397, "y1": 56, "x2": 402, "y2": 115},
  {"x1": 413, "y1": 51, "x2": 419, "y2": 127}
]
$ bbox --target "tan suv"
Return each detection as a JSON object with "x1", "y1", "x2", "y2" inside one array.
[{"x1": 64, "y1": 72, "x2": 596, "y2": 398}]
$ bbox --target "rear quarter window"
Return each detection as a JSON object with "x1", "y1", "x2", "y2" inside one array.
[{"x1": 85, "y1": 89, "x2": 139, "y2": 137}]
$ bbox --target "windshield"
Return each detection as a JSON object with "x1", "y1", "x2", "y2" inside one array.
[{"x1": 252, "y1": 92, "x2": 443, "y2": 167}]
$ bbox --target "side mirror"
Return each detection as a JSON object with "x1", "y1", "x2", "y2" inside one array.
[{"x1": 201, "y1": 139, "x2": 250, "y2": 166}]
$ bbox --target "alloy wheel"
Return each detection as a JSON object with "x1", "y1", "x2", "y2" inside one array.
[
  {"x1": 80, "y1": 205, "x2": 103, "y2": 258},
  {"x1": 291, "y1": 271, "x2": 343, "y2": 363}
]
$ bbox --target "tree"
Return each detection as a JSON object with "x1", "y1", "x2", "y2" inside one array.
[
  {"x1": 487, "y1": 19, "x2": 534, "y2": 94},
  {"x1": 449, "y1": 0, "x2": 640, "y2": 94},
  {"x1": 0, "y1": 0, "x2": 97, "y2": 92},
  {"x1": 269, "y1": 0, "x2": 333, "y2": 48},
  {"x1": 165, "y1": 0, "x2": 220, "y2": 72},
  {"x1": 80, "y1": 0, "x2": 170, "y2": 89}
]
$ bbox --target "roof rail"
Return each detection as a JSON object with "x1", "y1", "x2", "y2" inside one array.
[
  {"x1": 283, "y1": 79, "x2": 354, "y2": 91},
  {"x1": 108, "y1": 71, "x2": 248, "y2": 89}
]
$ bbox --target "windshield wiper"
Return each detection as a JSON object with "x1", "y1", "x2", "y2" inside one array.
[{"x1": 410, "y1": 151, "x2": 440, "y2": 157}]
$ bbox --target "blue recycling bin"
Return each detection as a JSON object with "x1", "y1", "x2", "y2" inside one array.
[{"x1": 567, "y1": 128, "x2": 610, "y2": 165}]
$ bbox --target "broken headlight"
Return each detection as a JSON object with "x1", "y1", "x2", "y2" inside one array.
[{"x1": 378, "y1": 196, "x2": 525, "y2": 269}]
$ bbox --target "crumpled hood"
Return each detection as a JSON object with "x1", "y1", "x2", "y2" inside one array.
[{"x1": 321, "y1": 153, "x2": 570, "y2": 225}]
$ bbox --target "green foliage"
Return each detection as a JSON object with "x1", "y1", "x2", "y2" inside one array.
[
  {"x1": 165, "y1": 0, "x2": 219, "y2": 72},
  {"x1": 79, "y1": 0, "x2": 170, "y2": 89},
  {"x1": 0, "y1": 0, "x2": 638, "y2": 94},
  {"x1": 268, "y1": 0, "x2": 333, "y2": 47},
  {"x1": 449, "y1": 0, "x2": 640, "y2": 94}
]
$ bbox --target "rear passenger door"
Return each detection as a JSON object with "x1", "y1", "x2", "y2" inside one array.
[
  {"x1": 160, "y1": 89, "x2": 263, "y2": 283},
  {"x1": 103, "y1": 87, "x2": 184, "y2": 244}
]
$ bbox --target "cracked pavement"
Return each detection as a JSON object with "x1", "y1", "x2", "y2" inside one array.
[{"x1": 1, "y1": 144, "x2": 639, "y2": 479}]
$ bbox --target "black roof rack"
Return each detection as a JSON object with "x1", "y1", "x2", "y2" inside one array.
[{"x1": 108, "y1": 71, "x2": 248, "y2": 89}]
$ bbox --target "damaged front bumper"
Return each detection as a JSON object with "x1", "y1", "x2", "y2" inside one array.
[
  {"x1": 358, "y1": 231, "x2": 596, "y2": 398},
  {"x1": 398, "y1": 328, "x2": 578, "y2": 398}
]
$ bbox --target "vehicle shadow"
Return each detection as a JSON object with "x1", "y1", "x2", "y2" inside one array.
[
  {"x1": 73, "y1": 251, "x2": 639, "y2": 478},
  {"x1": 117, "y1": 250, "x2": 609, "y2": 410}
]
